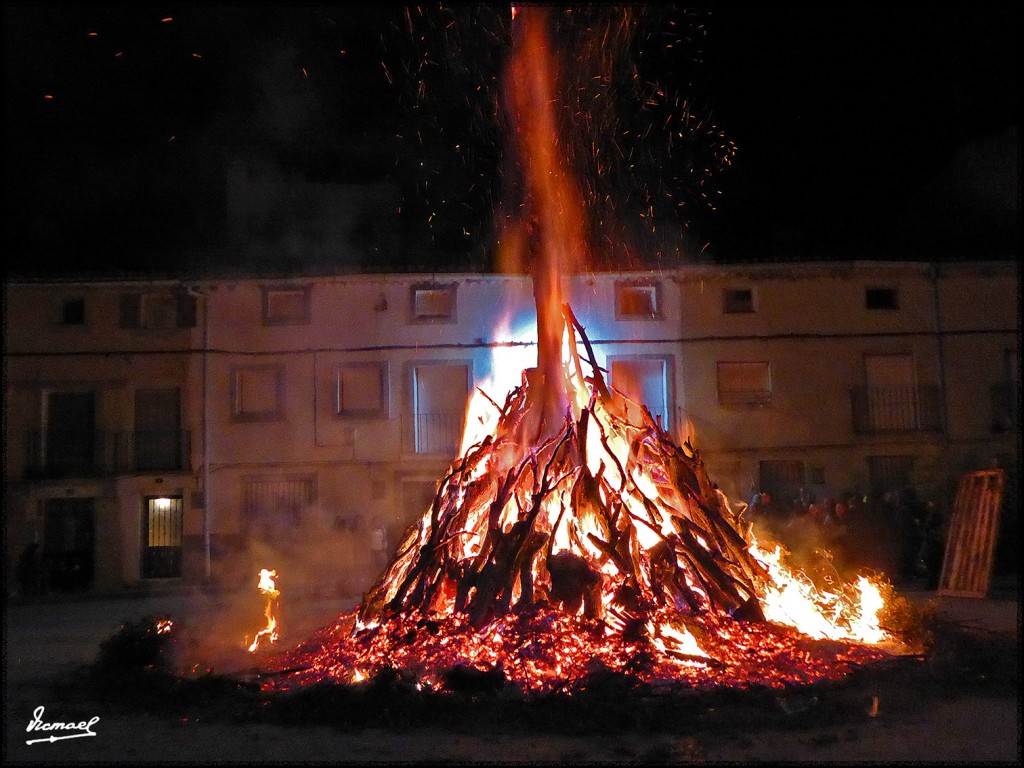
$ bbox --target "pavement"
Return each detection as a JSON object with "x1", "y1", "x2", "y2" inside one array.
[{"x1": 2, "y1": 577, "x2": 1019, "y2": 763}]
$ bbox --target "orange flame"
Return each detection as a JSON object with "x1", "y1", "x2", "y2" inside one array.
[
  {"x1": 748, "y1": 535, "x2": 887, "y2": 644},
  {"x1": 247, "y1": 568, "x2": 281, "y2": 652}
]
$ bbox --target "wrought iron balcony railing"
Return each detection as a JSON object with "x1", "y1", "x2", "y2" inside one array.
[
  {"x1": 850, "y1": 385, "x2": 942, "y2": 435},
  {"x1": 402, "y1": 413, "x2": 465, "y2": 456},
  {"x1": 23, "y1": 430, "x2": 191, "y2": 478}
]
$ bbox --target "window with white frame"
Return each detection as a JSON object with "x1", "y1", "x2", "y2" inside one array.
[
  {"x1": 615, "y1": 280, "x2": 660, "y2": 319},
  {"x1": 410, "y1": 283, "x2": 456, "y2": 323},
  {"x1": 609, "y1": 356, "x2": 673, "y2": 430},
  {"x1": 336, "y1": 362, "x2": 388, "y2": 418},
  {"x1": 262, "y1": 286, "x2": 310, "y2": 325},
  {"x1": 717, "y1": 361, "x2": 772, "y2": 406},
  {"x1": 412, "y1": 362, "x2": 469, "y2": 454},
  {"x1": 232, "y1": 366, "x2": 284, "y2": 421}
]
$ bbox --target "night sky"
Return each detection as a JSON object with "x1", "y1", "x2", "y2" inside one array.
[{"x1": 2, "y1": 4, "x2": 1018, "y2": 277}]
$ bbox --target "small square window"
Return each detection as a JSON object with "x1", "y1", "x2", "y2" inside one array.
[
  {"x1": 723, "y1": 288, "x2": 754, "y2": 314},
  {"x1": 60, "y1": 298, "x2": 85, "y2": 325},
  {"x1": 615, "y1": 280, "x2": 660, "y2": 319},
  {"x1": 263, "y1": 286, "x2": 310, "y2": 325},
  {"x1": 336, "y1": 363, "x2": 388, "y2": 418},
  {"x1": 411, "y1": 284, "x2": 456, "y2": 323},
  {"x1": 232, "y1": 366, "x2": 284, "y2": 421},
  {"x1": 865, "y1": 287, "x2": 899, "y2": 310}
]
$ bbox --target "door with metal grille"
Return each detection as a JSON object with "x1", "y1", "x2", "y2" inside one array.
[{"x1": 142, "y1": 495, "x2": 183, "y2": 578}]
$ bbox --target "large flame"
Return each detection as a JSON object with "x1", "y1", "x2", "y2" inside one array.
[
  {"x1": 255, "y1": 7, "x2": 900, "y2": 695},
  {"x1": 748, "y1": 538, "x2": 886, "y2": 645}
]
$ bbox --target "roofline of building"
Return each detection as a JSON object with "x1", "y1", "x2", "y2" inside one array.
[{"x1": 4, "y1": 258, "x2": 1018, "y2": 288}]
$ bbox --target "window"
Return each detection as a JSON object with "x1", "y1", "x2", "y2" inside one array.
[
  {"x1": 336, "y1": 362, "x2": 388, "y2": 418},
  {"x1": 723, "y1": 288, "x2": 754, "y2": 314},
  {"x1": 717, "y1": 361, "x2": 772, "y2": 406},
  {"x1": 44, "y1": 390, "x2": 96, "y2": 475},
  {"x1": 262, "y1": 286, "x2": 310, "y2": 325},
  {"x1": 119, "y1": 292, "x2": 196, "y2": 329},
  {"x1": 412, "y1": 362, "x2": 469, "y2": 454},
  {"x1": 411, "y1": 283, "x2": 456, "y2": 323},
  {"x1": 860, "y1": 353, "x2": 919, "y2": 431},
  {"x1": 243, "y1": 475, "x2": 317, "y2": 537},
  {"x1": 134, "y1": 388, "x2": 182, "y2": 470},
  {"x1": 609, "y1": 356, "x2": 672, "y2": 430},
  {"x1": 232, "y1": 366, "x2": 284, "y2": 421},
  {"x1": 992, "y1": 347, "x2": 1019, "y2": 433},
  {"x1": 615, "y1": 280, "x2": 660, "y2": 319},
  {"x1": 60, "y1": 298, "x2": 85, "y2": 325},
  {"x1": 865, "y1": 287, "x2": 899, "y2": 310},
  {"x1": 142, "y1": 496, "x2": 183, "y2": 579}
]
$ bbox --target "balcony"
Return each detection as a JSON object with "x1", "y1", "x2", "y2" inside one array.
[
  {"x1": 23, "y1": 430, "x2": 191, "y2": 478},
  {"x1": 401, "y1": 413, "x2": 465, "y2": 456},
  {"x1": 851, "y1": 385, "x2": 942, "y2": 435}
]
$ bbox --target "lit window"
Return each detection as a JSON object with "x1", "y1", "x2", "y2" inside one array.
[
  {"x1": 232, "y1": 366, "x2": 284, "y2": 421},
  {"x1": 717, "y1": 361, "x2": 772, "y2": 406},
  {"x1": 336, "y1": 363, "x2": 388, "y2": 418},
  {"x1": 615, "y1": 280, "x2": 660, "y2": 319},
  {"x1": 263, "y1": 286, "x2": 310, "y2": 325},
  {"x1": 865, "y1": 287, "x2": 899, "y2": 310},
  {"x1": 411, "y1": 283, "x2": 456, "y2": 323},
  {"x1": 723, "y1": 288, "x2": 754, "y2": 314}
]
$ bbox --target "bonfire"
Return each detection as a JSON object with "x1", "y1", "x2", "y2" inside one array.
[{"x1": 259, "y1": 7, "x2": 898, "y2": 695}]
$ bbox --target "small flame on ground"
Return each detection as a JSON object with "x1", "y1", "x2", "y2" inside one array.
[{"x1": 247, "y1": 568, "x2": 281, "y2": 653}]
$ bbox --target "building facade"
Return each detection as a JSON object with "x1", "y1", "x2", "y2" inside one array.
[{"x1": 4, "y1": 261, "x2": 1018, "y2": 594}]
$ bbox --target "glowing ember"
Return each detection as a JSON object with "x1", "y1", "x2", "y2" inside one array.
[
  {"x1": 155, "y1": 619, "x2": 174, "y2": 635},
  {"x1": 247, "y1": 568, "x2": 281, "y2": 653}
]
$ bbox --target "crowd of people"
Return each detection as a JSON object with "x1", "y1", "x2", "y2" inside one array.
[{"x1": 735, "y1": 486, "x2": 945, "y2": 585}]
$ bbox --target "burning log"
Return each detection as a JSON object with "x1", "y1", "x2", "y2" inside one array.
[
  {"x1": 547, "y1": 551, "x2": 603, "y2": 619},
  {"x1": 357, "y1": 310, "x2": 770, "y2": 642}
]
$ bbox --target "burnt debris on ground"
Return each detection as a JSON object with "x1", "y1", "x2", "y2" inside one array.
[{"x1": 44, "y1": 606, "x2": 1017, "y2": 739}]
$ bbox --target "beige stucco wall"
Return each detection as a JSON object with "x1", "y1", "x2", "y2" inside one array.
[{"x1": 4, "y1": 261, "x2": 1018, "y2": 593}]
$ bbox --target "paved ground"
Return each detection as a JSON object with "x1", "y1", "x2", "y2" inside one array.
[{"x1": 3, "y1": 580, "x2": 1019, "y2": 763}]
